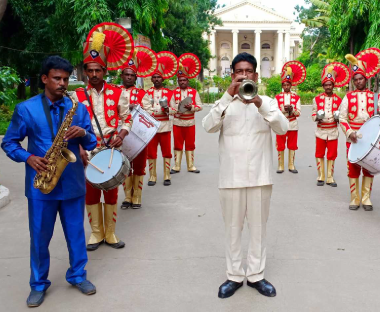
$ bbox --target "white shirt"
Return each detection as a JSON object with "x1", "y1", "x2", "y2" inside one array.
[{"x1": 202, "y1": 92, "x2": 289, "y2": 189}]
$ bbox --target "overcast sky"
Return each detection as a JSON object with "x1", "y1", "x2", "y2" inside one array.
[{"x1": 217, "y1": 0, "x2": 309, "y2": 20}]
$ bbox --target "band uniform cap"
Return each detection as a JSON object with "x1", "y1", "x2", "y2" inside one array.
[
  {"x1": 321, "y1": 62, "x2": 350, "y2": 88},
  {"x1": 281, "y1": 61, "x2": 306, "y2": 86},
  {"x1": 353, "y1": 48, "x2": 380, "y2": 79},
  {"x1": 177, "y1": 53, "x2": 201, "y2": 79},
  {"x1": 122, "y1": 46, "x2": 158, "y2": 78},
  {"x1": 152, "y1": 51, "x2": 179, "y2": 79},
  {"x1": 85, "y1": 22, "x2": 134, "y2": 71}
]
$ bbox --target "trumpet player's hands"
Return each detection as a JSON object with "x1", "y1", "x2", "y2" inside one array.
[
  {"x1": 349, "y1": 132, "x2": 358, "y2": 143},
  {"x1": 27, "y1": 155, "x2": 49, "y2": 174},
  {"x1": 79, "y1": 145, "x2": 88, "y2": 167},
  {"x1": 64, "y1": 126, "x2": 86, "y2": 141},
  {"x1": 227, "y1": 75, "x2": 247, "y2": 97},
  {"x1": 244, "y1": 95, "x2": 262, "y2": 108}
]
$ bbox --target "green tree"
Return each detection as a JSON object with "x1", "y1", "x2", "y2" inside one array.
[
  {"x1": 163, "y1": 0, "x2": 222, "y2": 73},
  {"x1": 298, "y1": 64, "x2": 322, "y2": 92}
]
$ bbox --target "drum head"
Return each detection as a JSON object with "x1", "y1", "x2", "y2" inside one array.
[
  {"x1": 86, "y1": 149, "x2": 123, "y2": 184},
  {"x1": 348, "y1": 116, "x2": 380, "y2": 163}
]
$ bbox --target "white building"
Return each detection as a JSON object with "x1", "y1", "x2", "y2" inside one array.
[{"x1": 204, "y1": 0, "x2": 304, "y2": 77}]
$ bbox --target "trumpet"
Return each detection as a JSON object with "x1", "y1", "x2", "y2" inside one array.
[{"x1": 238, "y1": 79, "x2": 258, "y2": 101}]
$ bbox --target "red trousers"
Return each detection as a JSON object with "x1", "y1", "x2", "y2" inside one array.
[
  {"x1": 85, "y1": 182, "x2": 118, "y2": 205},
  {"x1": 315, "y1": 137, "x2": 338, "y2": 160},
  {"x1": 130, "y1": 147, "x2": 148, "y2": 176},
  {"x1": 147, "y1": 131, "x2": 172, "y2": 159},
  {"x1": 346, "y1": 142, "x2": 373, "y2": 178},
  {"x1": 276, "y1": 131, "x2": 298, "y2": 151},
  {"x1": 173, "y1": 125, "x2": 196, "y2": 151}
]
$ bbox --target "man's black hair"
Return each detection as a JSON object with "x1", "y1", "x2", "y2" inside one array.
[
  {"x1": 231, "y1": 52, "x2": 257, "y2": 72},
  {"x1": 39, "y1": 55, "x2": 73, "y2": 89}
]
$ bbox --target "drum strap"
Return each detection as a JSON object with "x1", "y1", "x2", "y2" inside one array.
[{"x1": 84, "y1": 88, "x2": 114, "y2": 147}]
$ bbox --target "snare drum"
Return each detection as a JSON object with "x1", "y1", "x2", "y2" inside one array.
[
  {"x1": 348, "y1": 115, "x2": 380, "y2": 175},
  {"x1": 86, "y1": 149, "x2": 130, "y2": 191},
  {"x1": 121, "y1": 105, "x2": 160, "y2": 161}
]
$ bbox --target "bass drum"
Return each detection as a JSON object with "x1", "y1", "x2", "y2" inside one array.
[
  {"x1": 120, "y1": 105, "x2": 160, "y2": 161},
  {"x1": 85, "y1": 148, "x2": 130, "y2": 191},
  {"x1": 348, "y1": 115, "x2": 380, "y2": 175}
]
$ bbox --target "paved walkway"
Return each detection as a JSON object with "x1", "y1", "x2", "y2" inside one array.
[{"x1": 0, "y1": 106, "x2": 380, "y2": 312}]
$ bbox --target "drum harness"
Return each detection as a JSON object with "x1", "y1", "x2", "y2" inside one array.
[{"x1": 84, "y1": 89, "x2": 115, "y2": 148}]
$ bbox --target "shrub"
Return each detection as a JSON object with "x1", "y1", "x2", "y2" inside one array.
[
  {"x1": 0, "y1": 67, "x2": 22, "y2": 106},
  {"x1": 199, "y1": 92, "x2": 223, "y2": 104},
  {"x1": 298, "y1": 64, "x2": 323, "y2": 93}
]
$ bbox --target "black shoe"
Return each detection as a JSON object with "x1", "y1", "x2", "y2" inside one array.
[
  {"x1": 75, "y1": 280, "x2": 96, "y2": 295},
  {"x1": 317, "y1": 180, "x2": 325, "y2": 186},
  {"x1": 86, "y1": 240, "x2": 104, "y2": 251},
  {"x1": 26, "y1": 290, "x2": 46, "y2": 307},
  {"x1": 120, "y1": 201, "x2": 131, "y2": 210},
  {"x1": 326, "y1": 182, "x2": 337, "y2": 187},
  {"x1": 363, "y1": 205, "x2": 373, "y2": 211},
  {"x1": 170, "y1": 169, "x2": 179, "y2": 174},
  {"x1": 189, "y1": 169, "x2": 200, "y2": 173},
  {"x1": 132, "y1": 204, "x2": 141, "y2": 209},
  {"x1": 247, "y1": 279, "x2": 276, "y2": 297},
  {"x1": 218, "y1": 280, "x2": 243, "y2": 299},
  {"x1": 148, "y1": 181, "x2": 156, "y2": 186},
  {"x1": 164, "y1": 179, "x2": 171, "y2": 186},
  {"x1": 289, "y1": 169, "x2": 298, "y2": 174},
  {"x1": 105, "y1": 240, "x2": 125, "y2": 249},
  {"x1": 276, "y1": 170, "x2": 284, "y2": 174},
  {"x1": 349, "y1": 205, "x2": 360, "y2": 210}
]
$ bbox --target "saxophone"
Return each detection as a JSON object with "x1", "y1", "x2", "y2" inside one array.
[{"x1": 33, "y1": 90, "x2": 78, "y2": 194}]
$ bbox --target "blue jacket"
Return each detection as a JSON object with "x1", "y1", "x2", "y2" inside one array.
[{"x1": 1, "y1": 93, "x2": 97, "y2": 200}]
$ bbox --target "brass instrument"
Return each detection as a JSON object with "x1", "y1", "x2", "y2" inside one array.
[
  {"x1": 33, "y1": 90, "x2": 78, "y2": 194},
  {"x1": 159, "y1": 98, "x2": 168, "y2": 109},
  {"x1": 238, "y1": 79, "x2": 258, "y2": 101}
]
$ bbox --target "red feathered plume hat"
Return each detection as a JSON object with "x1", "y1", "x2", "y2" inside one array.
[
  {"x1": 345, "y1": 48, "x2": 380, "y2": 79},
  {"x1": 281, "y1": 61, "x2": 306, "y2": 86},
  {"x1": 84, "y1": 22, "x2": 134, "y2": 70},
  {"x1": 321, "y1": 62, "x2": 350, "y2": 87},
  {"x1": 177, "y1": 53, "x2": 201, "y2": 79},
  {"x1": 122, "y1": 46, "x2": 158, "y2": 78},
  {"x1": 152, "y1": 51, "x2": 179, "y2": 79}
]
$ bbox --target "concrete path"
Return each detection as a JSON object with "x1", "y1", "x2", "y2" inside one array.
[{"x1": 0, "y1": 106, "x2": 380, "y2": 312}]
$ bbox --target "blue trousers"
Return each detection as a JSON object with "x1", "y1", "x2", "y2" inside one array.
[{"x1": 28, "y1": 196, "x2": 88, "y2": 291}]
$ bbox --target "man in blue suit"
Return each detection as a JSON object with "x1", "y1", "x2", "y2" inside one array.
[{"x1": 1, "y1": 56, "x2": 98, "y2": 307}]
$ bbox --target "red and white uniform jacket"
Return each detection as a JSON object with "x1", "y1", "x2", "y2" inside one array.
[
  {"x1": 146, "y1": 87, "x2": 176, "y2": 133},
  {"x1": 275, "y1": 92, "x2": 301, "y2": 131},
  {"x1": 311, "y1": 93, "x2": 342, "y2": 141},
  {"x1": 339, "y1": 90, "x2": 379, "y2": 142},
  {"x1": 73, "y1": 82, "x2": 132, "y2": 150},
  {"x1": 173, "y1": 87, "x2": 203, "y2": 127},
  {"x1": 120, "y1": 86, "x2": 153, "y2": 114}
]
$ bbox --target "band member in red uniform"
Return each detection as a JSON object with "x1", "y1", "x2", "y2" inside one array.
[
  {"x1": 72, "y1": 23, "x2": 134, "y2": 250},
  {"x1": 275, "y1": 61, "x2": 306, "y2": 174},
  {"x1": 171, "y1": 53, "x2": 203, "y2": 174},
  {"x1": 120, "y1": 46, "x2": 157, "y2": 209},
  {"x1": 311, "y1": 62, "x2": 350, "y2": 187},
  {"x1": 340, "y1": 48, "x2": 380, "y2": 211},
  {"x1": 146, "y1": 51, "x2": 178, "y2": 186}
]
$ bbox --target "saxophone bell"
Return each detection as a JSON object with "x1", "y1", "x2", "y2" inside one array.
[{"x1": 238, "y1": 79, "x2": 258, "y2": 101}]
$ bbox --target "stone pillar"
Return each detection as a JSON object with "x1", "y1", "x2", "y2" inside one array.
[
  {"x1": 276, "y1": 31, "x2": 284, "y2": 74},
  {"x1": 232, "y1": 29, "x2": 239, "y2": 58},
  {"x1": 202, "y1": 32, "x2": 209, "y2": 76},
  {"x1": 284, "y1": 31, "x2": 290, "y2": 62},
  {"x1": 254, "y1": 30, "x2": 262, "y2": 76},
  {"x1": 210, "y1": 30, "x2": 217, "y2": 75}
]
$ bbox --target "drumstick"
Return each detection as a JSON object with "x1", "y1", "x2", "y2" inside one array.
[
  {"x1": 108, "y1": 147, "x2": 114, "y2": 168},
  {"x1": 357, "y1": 133, "x2": 363, "y2": 139},
  {"x1": 88, "y1": 161, "x2": 104, "y2": 174}
]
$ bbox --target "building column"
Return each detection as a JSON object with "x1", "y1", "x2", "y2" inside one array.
[
  {"x1": 254, "y1": 30, "x2": 262, "y2": 77},
  {"x1": 232, "y1": 29, "x2": 239, "y2": 58},
  {"x1": 276, "y1": 31, "x2": 284, "y2": 74},
  {"x1": 210, "y1": 30, "x2": 217, "y2": 75},
  {"x1": 284, "y1": 31, "x2": 290, "y2": 62}
]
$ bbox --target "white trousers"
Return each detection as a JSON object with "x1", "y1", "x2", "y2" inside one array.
[{"x1": 219, "y1": 185, "x2": 272, "y2": 283}]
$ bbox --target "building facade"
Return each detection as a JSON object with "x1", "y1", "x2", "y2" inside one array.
[{"x1": 204, "y1": 0, "x2": 304, "y2": 78}]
